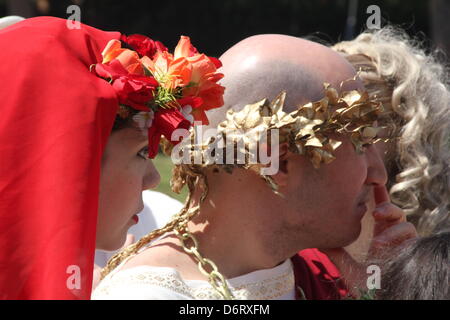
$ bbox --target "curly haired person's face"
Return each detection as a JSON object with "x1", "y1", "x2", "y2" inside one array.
[{"x1": 96, "y1": 128, "x2": 160, "y2": 251}]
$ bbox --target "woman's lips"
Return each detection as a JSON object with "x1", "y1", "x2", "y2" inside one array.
[{"x1": 131, "y1": 206, "x2": 144, "y2": 224}]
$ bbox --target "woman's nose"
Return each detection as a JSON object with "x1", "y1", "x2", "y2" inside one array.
[
  {"x1": 365, "y1": 144, "x2": 388, "y2": 187},
  {"x1": 142, "y1": 160, "x2": 161, "y2": 190}
]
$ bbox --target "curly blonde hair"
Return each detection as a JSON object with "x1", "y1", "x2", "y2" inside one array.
[{"x1": 333, "y1": 27, "x2": 450, "y2": 235}]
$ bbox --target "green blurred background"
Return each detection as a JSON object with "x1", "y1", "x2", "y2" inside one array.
[{"x1": 153, "y1": 154, "x2": 187, "y2": 202}]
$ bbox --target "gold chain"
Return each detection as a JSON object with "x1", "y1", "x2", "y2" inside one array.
[{"x1": 173, "y1": 227, "x2": 235, "y2": 300}]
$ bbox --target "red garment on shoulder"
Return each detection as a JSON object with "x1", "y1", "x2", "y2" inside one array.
[
  {"x1": 291, "y1": 248, "x2": 350, "y2": 300},
  {"x1": 0, "y1": 17, "x2": 120, "y2": 299}
]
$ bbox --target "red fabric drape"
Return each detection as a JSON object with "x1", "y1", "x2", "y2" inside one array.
[
  {"x1": 0, "y1": 17, "x2": 120, "y2": 299},
  {"x1": 292, "y1": 249, "x2": 350, "y2": 300}
]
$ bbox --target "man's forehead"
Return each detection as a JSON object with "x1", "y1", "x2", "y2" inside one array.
[
  {"x1": 220, "y1": 34, "x2": 358, "y2": 81},
  {"x1": 207, "y1": 45, "x2": 362, "y2": 130}
]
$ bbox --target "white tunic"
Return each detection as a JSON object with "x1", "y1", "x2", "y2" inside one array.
[{"x1": 92, "y1": 257, "x2": 295, "y2": 300}]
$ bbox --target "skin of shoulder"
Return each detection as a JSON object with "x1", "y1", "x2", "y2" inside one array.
[{"x1": 119, "y1": 235, "x2": 208, "y2": 280}]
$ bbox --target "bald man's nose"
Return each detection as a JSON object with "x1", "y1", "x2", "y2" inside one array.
[{"x1": 365, "y1": 144, "x2": 388, "y2": 187}]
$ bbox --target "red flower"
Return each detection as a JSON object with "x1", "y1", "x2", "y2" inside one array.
[
  {"x1": 208, "y1": 56, "x2": 222, "y2": 69},
  {"x1": 93, "y1": 59, "x2": 128, "y2": 80},
  {"x1": 177, "y1": 96, "x2": 203, "y2": 108},
  {"x1": 111, "y1": 74, "x2": 159, "y2": 111},
  {"x1": 121, "y1": 34, "x2": 167, "y2": 59},
  {"x1": 154, "y1": 41, "x2": 168, "y2": 54},
  {"x1": 174, "y1": 35, "x2": 199, "y2": 58},
  {"x1": 147, "y1": 108, "x2": 191, "y2": 158}
]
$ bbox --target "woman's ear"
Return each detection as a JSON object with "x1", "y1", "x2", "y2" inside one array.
[{"x1": 269, "y1": 143, "x2": 289, "y2": 188}]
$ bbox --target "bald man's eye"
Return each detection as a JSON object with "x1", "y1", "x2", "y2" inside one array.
[
  {"x1": 362, "y1": 143, "x2": 373, "y2": 151},
  {"x1": 137, "y1": 146, "x2": 149, "y2": 160}
]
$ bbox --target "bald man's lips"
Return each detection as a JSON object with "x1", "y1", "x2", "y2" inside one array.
[{"x1": 357, "y1": 188, "x2": 372, "y2": 206}]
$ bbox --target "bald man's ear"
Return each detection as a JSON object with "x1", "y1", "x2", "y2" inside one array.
[{"x1": 269, "y1": 143, "x2": 289, "y2": 188}]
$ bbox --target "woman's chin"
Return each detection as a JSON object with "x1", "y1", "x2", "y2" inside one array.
[{"x1": 96, "y1": 234, "x2": 127, "y2": 252}]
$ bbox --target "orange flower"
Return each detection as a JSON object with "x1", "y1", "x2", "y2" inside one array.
[
  {"x1": 101, "y1": 39, "x2": 144, "y2": 75},
  {"x1": 174, "y1": 37, "x2": 225, "y2": 124},
  {"x1": 141, "y1": 36, "x2": 224, "y2": 124},
  {"x1": 182, "y1": 81, "x2": 225, "y2": 124},
  {"x1": 174, "y1": 35, "x2": 199, "y2": 58},
  {"x1": 142, "y1": 50, "x2": 192, "y2": 89}
]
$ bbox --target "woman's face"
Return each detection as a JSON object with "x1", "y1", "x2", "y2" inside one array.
[{"x1": 96, "y1": 127, "x2": 160, "y2": 251}]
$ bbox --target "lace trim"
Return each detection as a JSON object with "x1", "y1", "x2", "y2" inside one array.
[{"x1": 94, "y1": 263, "x2": 294, "y2": 300}]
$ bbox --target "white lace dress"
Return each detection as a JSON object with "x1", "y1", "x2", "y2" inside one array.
[{"x1": 92, "y1": 256, "x2": 295, "y2": 300}]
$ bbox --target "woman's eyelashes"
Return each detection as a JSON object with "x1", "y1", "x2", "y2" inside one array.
[{"x1": 137, "y1": 146, "x2": 149, "y2": 160}]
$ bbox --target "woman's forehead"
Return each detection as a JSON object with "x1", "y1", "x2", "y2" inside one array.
[{"x1": 115, "y1": 127, "x2": 147, "y2": 144}]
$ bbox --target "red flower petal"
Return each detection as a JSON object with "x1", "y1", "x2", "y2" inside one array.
[
  {"x1": 208, "y1": 56, "x2": 222, "y2": 69},
  {"x1": 121, "y1": 34, "x2": 162, "y2": 59},
  {"x1": 147, "y1": 125, "x2": 162, "y2": 159},
  {"x1": 153, "y1": 108, "x2": 191, "y2": 144},
  {"x1": 93, "y1": 59, "x2": 128, "y2": 80},
  {"x1": 177, "y1": 96, "x2": 204, "y2": 108},
  {"x1": 155, "y1": 41, "x2": 168, "y2": 53},
  {"x1": 111, "y1": 74, "x2": 158, "y2": 111},
  {"x1": 146, "y1": 108, "x2": 192, "y2": 159}
]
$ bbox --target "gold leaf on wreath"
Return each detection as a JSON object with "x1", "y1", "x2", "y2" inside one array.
[{"x1": 170, "y1": 80, "x2": 390, "y2": 195}]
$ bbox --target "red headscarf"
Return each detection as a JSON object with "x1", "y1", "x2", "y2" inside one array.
[{"x1": 0, "y1": 17, "x2": 120, "y2": 299}]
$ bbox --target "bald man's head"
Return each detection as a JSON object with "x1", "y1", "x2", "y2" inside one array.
[{"x1": 206, "y1": 34, "x2": 361, "y2": 130}]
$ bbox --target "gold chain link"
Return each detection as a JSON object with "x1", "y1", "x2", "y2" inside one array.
[{"x1": 174, "y1": 227, "x2": 235, "y2": 300}]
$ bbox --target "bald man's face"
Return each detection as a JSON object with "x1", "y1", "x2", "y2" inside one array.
[
  {"x1": 206, "y1": 34, "x2": 387, "y2": 249},
  {"x1": 273, "y1": 134, "x2": 387, "y2": 249}
]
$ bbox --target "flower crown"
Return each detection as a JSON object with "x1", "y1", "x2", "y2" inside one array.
[{"x1": 91, "y1": 34, "x2": 225, "y2": 158}]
